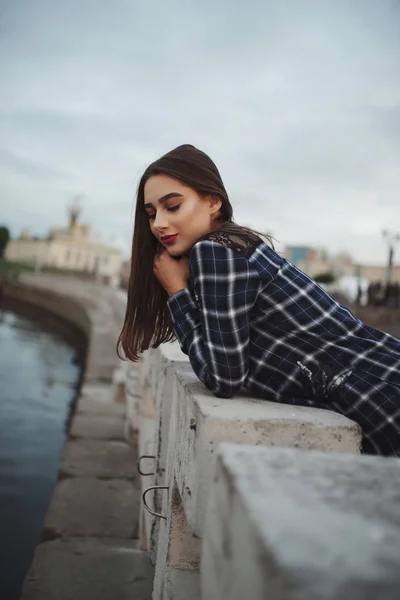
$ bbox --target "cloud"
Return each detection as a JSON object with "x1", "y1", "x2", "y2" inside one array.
[{"x1": 0, "y1": 0, "x2": 399, "y2": 263}]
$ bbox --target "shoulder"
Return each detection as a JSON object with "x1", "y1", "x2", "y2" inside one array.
[{"x1": 193, "y1": 222, "x2": 264, "y2": 259}]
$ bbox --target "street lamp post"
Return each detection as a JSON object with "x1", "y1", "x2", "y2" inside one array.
[{"x1": 382, "y1": 229, "x2": 400, "y2": 303}]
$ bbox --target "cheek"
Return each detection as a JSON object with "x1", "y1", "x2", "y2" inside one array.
[{"x1": 180, "y1": 203, "x2": 208, "y2": 224}]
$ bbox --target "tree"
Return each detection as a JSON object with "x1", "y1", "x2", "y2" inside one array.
[
  {"x1": 0, "y1": 226, "x2": 10, "y2": 259},
  {"x1": 313, "y1": 271, "x2": 335, "y2": 284}
]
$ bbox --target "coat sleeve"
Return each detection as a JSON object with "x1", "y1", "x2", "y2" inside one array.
[{"x1": 167, "y1": 240, "x2": 260, "y2": 398}]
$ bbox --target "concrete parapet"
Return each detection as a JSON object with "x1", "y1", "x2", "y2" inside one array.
[
  {"x1": 137, "y1": 343, "x2": 190, "y2": 563},
  {"x1": 202, "y1": 444, "x2": 400, "y2": 600},
  {"x1": 148, "y1": 356, "x2": 361, "y2": 600},
  {"x1": 125, "y1": 362, "x2": 141, "y2": 439},
  {"x1": 171, "y1": 368, "x2": 361, "y2": 539}
]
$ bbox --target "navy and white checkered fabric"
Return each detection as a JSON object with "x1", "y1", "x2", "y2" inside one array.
[{"x1": 167, "y1": 227, "x2": 400, "y2": 456}]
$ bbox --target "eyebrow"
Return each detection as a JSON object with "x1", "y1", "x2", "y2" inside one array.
[{"x1": 144, "y1": 192, "x2": 184, "y2": 210}]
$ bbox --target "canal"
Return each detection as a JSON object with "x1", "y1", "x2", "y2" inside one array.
[{"x1": 0, "y1": 308, "x2": 85, "y2": 600}]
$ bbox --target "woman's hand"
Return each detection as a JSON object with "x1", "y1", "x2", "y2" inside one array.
[{"x1": 153, "y1": 249, "x2": 190, "y2": 296}]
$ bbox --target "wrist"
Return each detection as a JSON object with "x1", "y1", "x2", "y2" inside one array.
[{"x1": 166, "y1": 283, "x2": 188, "y2": 297}]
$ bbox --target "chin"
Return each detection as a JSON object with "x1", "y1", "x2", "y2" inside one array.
[
  {"x1": 166, "y1": 246, "x2": 182, "y2": 257},
  {"x1": 168, "y1": 243, "x2": 190, "y2": 257}
]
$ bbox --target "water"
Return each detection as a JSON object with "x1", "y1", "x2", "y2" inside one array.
[{"x1": 0, "y1": 310, "x2": 84, "y2": 600}]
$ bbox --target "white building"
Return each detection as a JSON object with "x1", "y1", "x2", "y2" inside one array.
[{"x1": 6, "y1": 207, "x2": 122, "y2": 286}]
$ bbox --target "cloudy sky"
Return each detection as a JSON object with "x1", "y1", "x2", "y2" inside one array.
[{"x1": 1, "y1": 0, "x2": 399, "y2": 263}]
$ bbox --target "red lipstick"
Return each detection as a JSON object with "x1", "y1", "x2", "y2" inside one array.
[{"x1": 161, "y1": 234, "x2": 178, "y2": 245}]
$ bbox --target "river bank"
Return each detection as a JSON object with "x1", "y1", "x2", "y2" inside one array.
[
  {"x1": 1, "y1": 275, "x2": 154, "y2": 600},
  {"x1": 0, "y1": 309, "x2": 84, "y2": 599}
]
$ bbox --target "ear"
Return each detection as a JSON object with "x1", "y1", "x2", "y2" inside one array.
[{"x1": 208, "y1": 195, "x2": 222, "y2": 216}]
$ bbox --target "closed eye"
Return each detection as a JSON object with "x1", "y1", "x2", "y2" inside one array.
[{"x1": 147, "y1": 205, "x2": 181, "y2": 220}]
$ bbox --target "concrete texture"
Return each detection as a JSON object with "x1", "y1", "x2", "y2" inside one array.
[
  {"x1": 141, "y1": 383, "x2": 158, "y2": 419},
  {"x1": 138, "y1": 413, "x2": 157, "y2": 558},
  {"x1": 76, "y1": 381, "x2": 126, "y2": 416},
  {"x1": 202, "y1": 444, "x2": 400, "y2": 600},
  {"x1": 69, "y1": 413, "x2": 125, "y2": 440},
  {"x1": 76, "y1": 397, "x2": 125, "y2": 416},
  {"x1": 138, "y1": 349, "x2": 153, "y2": 394},
  {"x1": 162, "y1": 569, "x2": 200, "y2": 600},
  {"x1": 21, "y1": 538, "x2": 154, "y2": 600},
  {"x1": 148, "y1": 344, "x2": 190, "y2": 564},
  {"x1": 172, "y1": 368, "x2": 362, "y2": 538},
  {"x1": 79, "y1": 382, "x2": 115, "y2": 404},
  {"x1": 43, "y1": 478, "x2": 140, "y2": 539},
  {"x1": 137, "y1": 345, "x2": 187, "y2": 562},
  {"x1": 151, "y1": 361, "x2": 361, "y2": 599},
  {"x1": 60, "y1": 440, "x2": 137, "y2": 479},
  {"x1": 153, "y1": 482, "x2": 201, "y2": 600},
  {"x1": 125, "y1": 362, "x2": 142, "y2": 434}
]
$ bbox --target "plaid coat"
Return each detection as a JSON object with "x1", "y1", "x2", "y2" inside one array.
[{"x1": 168, "y1": 222, "x2": 400, "y2": 456}]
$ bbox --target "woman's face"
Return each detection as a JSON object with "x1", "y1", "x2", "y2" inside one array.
[{"x1": 144, "y1": 174, "x2": 222, "y2": 256}]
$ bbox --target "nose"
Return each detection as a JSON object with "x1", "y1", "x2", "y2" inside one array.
[{"x1": 153, "y1": 211, "x2": 169, "y2": 231}]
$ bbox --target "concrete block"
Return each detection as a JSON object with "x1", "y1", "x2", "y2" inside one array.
[
  {"x1": 153, "y1": 482, "x2": 201, "y2": 600},
  {"x1": 139, "y1": 415, "x2": 156, "y2": 459},
  {"x1": 125, "y1": 363, "x2": 139, "y2": 390},
  {"x1": 69, "y1": 414, "x2": 124, "y2": 441},
  {"x1": 149, "y1": 344, "x2": 190, "y2": 564},
  {"x1": 110, "y1": 367, "x2": 127, "y2": 403},
  {"x1": 112, "y1": 367, "x2": 126, "y2": 385},
  {"x1": 140, "y1": 383, "x2": 157, "y2": 419},
  {"x1": 43, "y1": 478, "x2": 140, "y2": 538},
  {"x1": 125, "y1": 364, "x2": 142, "y2": 432},
  {"x1": 162, "y1": 569, "x2": 200, "y2": 600},
  {"x1": 154, "y1": 344, "x2": 190, "y2": 473},
  {"x1": 138, "y1": 414, "x2": 156, "y2": 559},
  {"x1": 139, "y1": 503, "x2": 148, "y2": 553},
  {"x1": 60, "y1": 440, "x2": 137, "y2": 480},
  {"x1": 150, "y1": 346, "x2": 163, "y2": 400},
  {"x1": 138, "y1": 349, "x2": 153, "y2": 393},
  {"x1": 76, "y1": 397, "x2": 125, "y2": 417},
  {"x1": 202, "y1": 444, "x2": 400, "y2": 600},
  {"x1": 21, "y1": 538, "x2": 154, "y2": 600},
  {"x1": 79, "y1": 383, "x2": 113, "y2": 403},
  {"x1": 173, "y1": 369, "x2": 361, "y2": 538}
]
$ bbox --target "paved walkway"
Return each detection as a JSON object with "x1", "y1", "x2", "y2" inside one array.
[
  {"x1": 21, "y1": 380, "x2": 154, "y2": 600},
  {"x1": 12, "y1": 277, "x2": 155, "y2": 599}
]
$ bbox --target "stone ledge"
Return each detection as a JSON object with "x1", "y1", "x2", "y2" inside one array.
[
  {"x1": 43, "y1": 478, "x2": 140, "y2": 539},
  {"x1": 79, "y1": 383, "x2": 114, "y2": 403},
  {"x1": 20, "y1": 538, "x2": 154, "y2": 600},
  {"x1": 60, "y1": 440, "x2": 137, "y2": 480},
  {"x1": 76, "y1": 397, "x2": 126, "y2": 417},
  {"x1": 172, "y1": 369, "x2": 362, "y2": 538},
  {"x1": 202, "y1": 444, "x2": 400, "y2": 600},
  {"x1": 146, "y1": 344, "x2": 190, "y2": 563},
  {"x1": 69, "y1": 414, "x2": 125, "y2": 440}
]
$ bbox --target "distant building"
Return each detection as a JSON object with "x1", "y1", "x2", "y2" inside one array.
[
  {"x1": 283, "y1": 244, "x2": 400, "y2": 284},
  {"x1": 283, "y1": 245, "x2": 319, "y2": 266},
  {"x1": 6, "y1": 205, "x2": 122, "y2": 286}
]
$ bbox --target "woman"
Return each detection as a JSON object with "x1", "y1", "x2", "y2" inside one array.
[{"x1": 118, "y1": 144, "x2": 400, "y2": 456}]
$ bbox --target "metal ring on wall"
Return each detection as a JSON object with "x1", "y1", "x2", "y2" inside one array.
[
  {"x1": 142, "y1": 486, "x2": 169, "y2": 520},
  {"x1": 137, "y1": 455, "x2": 156, "y2": 476}
]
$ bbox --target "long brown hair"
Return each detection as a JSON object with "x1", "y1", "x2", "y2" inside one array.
[{"x1": 117, "y1": 144, "x2": 234, "y2": 361}]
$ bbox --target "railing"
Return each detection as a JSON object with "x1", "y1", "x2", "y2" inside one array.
[{"x1": 126, "y1": 343, "x2": 400, "y2": 600}]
